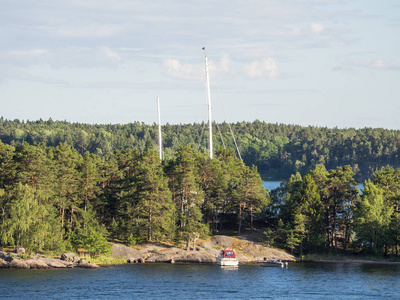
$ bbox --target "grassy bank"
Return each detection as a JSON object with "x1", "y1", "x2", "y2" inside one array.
[{"x1": 84, "y1": 256, "x2": 127, "y2": 266}]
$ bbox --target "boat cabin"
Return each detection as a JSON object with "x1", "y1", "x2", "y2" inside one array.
[{"x1": 220, "y1": 249, "x2": 236, "y2": 259}]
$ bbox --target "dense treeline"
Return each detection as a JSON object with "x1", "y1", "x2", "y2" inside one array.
[
  {"x1": 2, "y1": 118, "x2": 400, "y2": 181},
  {"x1": 0, "y1": 141, "x2": 268, "y2": 254},
  {"x1": 266, "y1": 165, "x2": 400, "y2": 257},
  {"x1": 1, "y1": 138, "x2": 400, "y2": 257},
  {"x1": 2, "y1": 118, "x2": 400, "y2": 258}
]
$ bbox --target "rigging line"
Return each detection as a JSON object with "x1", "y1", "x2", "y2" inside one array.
[
  {"x1": 196, "y1": 121, "x2": 207, "y2": 151},
  {"x1": 212, "y1": 110, "x2": 226, "y2": 149},
  {"x1": 210, "y1": 75, "x2": 243, "y2": 161}
]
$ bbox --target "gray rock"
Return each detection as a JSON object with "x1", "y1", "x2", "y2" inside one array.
[
  {"x1": 24, "y1": 259, "x2": 49, "y2": 269},
  {"x1": 0, "y1": 251, "x2": 8, "y2": 260},
  {"x1": 211, "y1": 236, "x2": 233, "y2": 248},
  {"x1": 111, "y1": 244, "x2": 135, "y2": 259},
  {"x1": 183, "y1": 253, "x2": 216, "y2": 263},
  {"x1": 9, "y1": 260, "x2": 29, "y2": 269},
  {"x1": 77, "y1": 261, "x2": 99, "y2": 269},
  {"x1": 5, "y1": 256, "x2": 17, "y2": 263},
  {"x1": 145, "y1": 253, "x2": 175, "y2": 263},
  {"x1": 127, "y1": 257, "x2": 145, "y2": 264},
  {"x1": 60, "y1": 252, "x2": 80, "y2": 263},
  {"x1": 39, "y1": 258, "x2": 67, "y2": 268},
  {"x1": 0, "y1": 258, "x2": 9, "y2": 268}
]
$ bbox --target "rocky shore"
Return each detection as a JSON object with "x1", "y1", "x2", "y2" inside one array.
[
  {"x1": 0, "y1": 250, "x2": 99, "y2": 269},
  {"x1": 0, "y1": 235, "x2": 296, "y2": 269},
  {"x1": 112, "y1": 235, "x2": 296, "y2": 264}
]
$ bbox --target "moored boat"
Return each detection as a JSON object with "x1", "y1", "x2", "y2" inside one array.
[
  {"x1": 216, "y1": 249, "x2": 239, "y2": 267},
  {"x1": 261, "y1": 258, "x2": 288, "y2": 268}
]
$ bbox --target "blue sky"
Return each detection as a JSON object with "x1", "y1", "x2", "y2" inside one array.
[{"x1": 1, "y1": 0, "x2": 399, "y2": 129}]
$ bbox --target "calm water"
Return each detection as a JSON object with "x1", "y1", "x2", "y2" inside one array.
[
  {"x1": 263, "y1": 181, "x2": 282, "y2": 191},
  {"x1": 263, "y1": 181, "x2": 364, "y2": 193},
  {"x1": 1, "y1": 262, "x2": 399, "y2": 299}
]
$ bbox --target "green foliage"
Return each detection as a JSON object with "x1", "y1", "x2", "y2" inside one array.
[
  {"x1": 2, "y1": 118, "x2": 400, "y2": 258},
  {"x1": 18, "y1": 253, "x2": 30, "y2": 259},
  {"x1": 127, "y1": 234, "x2": 138, "y2": 246},
  {"x1": 109, "y1": 218, "x2": 119, "y2": 239},
  {"x1": 2, "y1": 119, "x2": 400, "y2": 182},
  {"x1": 69, "y1": 209, "x2": 111, "y2": 255},
  {"x1": 286, "y1": 230, "x2": 300, "y2": 254},
  {"x1": 0, "y1": 183, "x2": 61, "y2": 252},
  {"x1": 354, "y1": 181, "x2": 392, "y2": 255},
  {"x1": 261, "y1": 228, "x2": 276, "y2": 247}
]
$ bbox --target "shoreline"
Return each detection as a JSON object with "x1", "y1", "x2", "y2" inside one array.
[{"x1": 309, "y1": 259, "x2": 400, "y2": 265}]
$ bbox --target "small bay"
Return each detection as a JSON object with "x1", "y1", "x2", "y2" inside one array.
[{"x1": 263, "y1": 181, "x2": 282, "y2": 191}]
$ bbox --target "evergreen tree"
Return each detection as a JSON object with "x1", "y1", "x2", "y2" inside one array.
[
  {"x1": 354, "y1": 181, "x2": 393, "y2": 255},
  {"x1": 324, "y1": 166, "x2": 358, "y2": 251},
  {"x1": 122, "y1": 149, "x2": 175, "y2": 242},
  {"x1": 170, "y1": 146, "x2": 208, "y2": 248}
]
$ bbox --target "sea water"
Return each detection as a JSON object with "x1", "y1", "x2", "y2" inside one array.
[{"x1": 1, "y1": 262, "x2": 399, "y2": 299}]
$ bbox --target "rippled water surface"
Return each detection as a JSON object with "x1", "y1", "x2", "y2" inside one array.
[{"x1": 1, "y1": 262, "x2": 400, "y2": 299}]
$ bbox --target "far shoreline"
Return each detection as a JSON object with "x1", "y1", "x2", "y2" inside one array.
[{"x1": 309, "y1": 259, "x2": 400, "y2": 265}]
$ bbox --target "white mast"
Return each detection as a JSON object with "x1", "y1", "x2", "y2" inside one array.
[
  {"x1": 156, "y1": 96, "x2": 162, "y2": 160},
  {"x1": 203, "y1": 47, "x2": 213, "y2": 159}
]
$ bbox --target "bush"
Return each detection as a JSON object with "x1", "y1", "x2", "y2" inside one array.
[{"x1": 127, "y1": 234, "x2": 137, "y2": 246}]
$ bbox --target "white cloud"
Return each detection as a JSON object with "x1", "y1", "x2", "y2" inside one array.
[
  {"x1": 333, "y1": 58, "x2": 400, "y2": 71},
  {"x1": 216, "y1": 54, "x2": 232, "y2": 73},
  {"x1": 100, "y1": 46, "x2": 121, "y2": 61},
  {"x1": 285, "y1": 25, "x2": 302, "y2": 36},
  {"x1": 163, "y1": 55, "x2": 232, "y2": 80},
  {"x1": 57, "y1": 24, "x2": 122, "y2": 38},
  {"x1": 9, "y1": 49, "x2": 48, "y2": 56},
  {"x1": 243, "y1": 58, "x2": 279, "y2": 78},
  {"x1": 1, "y1": 49, "x2": 50, "y2": 67},
  {"x1": 2, "y1": 46, "x2": 122, "y2": 69},
  {"x1": 163, "y1": 59, "x2": 202, "y2": 80},
  {"x1": 310, "y1": 23, "x2": 325, "y2": 34}
]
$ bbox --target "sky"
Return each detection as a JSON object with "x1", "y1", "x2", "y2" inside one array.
[{"x1": 1, "y1": 0, "x2": 400, "y2": 129}]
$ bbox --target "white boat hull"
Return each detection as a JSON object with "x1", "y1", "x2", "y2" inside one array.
[
  {"x1": 216, "y1": 257, "x2": 239, "y2": 267},
  {"x1": 262, "y1": 261, "x2": 288, "y2": 268}
]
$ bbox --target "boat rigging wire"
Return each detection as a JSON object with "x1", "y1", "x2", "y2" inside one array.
[{"x1": 210, "y1": 74, "x2": 243, "y2": 161}]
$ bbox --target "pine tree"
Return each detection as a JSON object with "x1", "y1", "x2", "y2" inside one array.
[
  {"x1": 354, "y1": 181, "x2": 393, "y2": 255},
  {"x1": 170, "y1": 146, "x2": 208, "y2": 248},
  {"x1": 120, "y1": 149, "x2": 175, "y2": 242}
]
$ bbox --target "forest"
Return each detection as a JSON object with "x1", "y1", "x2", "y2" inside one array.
[
  {"x1": 0, "y1": 142, "x2": 267, "y2": 255},
  {"x1": 1, "y1": 118, "x2": 400, "y2": 181},
  {"x1": 1, "y1": 117, "x2": 400, "y2": 257}
]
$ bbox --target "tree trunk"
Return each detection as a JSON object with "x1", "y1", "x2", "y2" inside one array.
[
  {"x1": 250, "y1": 205, "x2": 254, "y2": 233},
  {"x1": 148, "y1": 206, "x2": 152, "y2": 242},
  {"x1": 192, "y1": 232, "x2": 199, "y2": 251},
  {"x1": 343, "y1": 221, "x2": 349, "y2": 251},
  {"x1": 61, "y1": 207, "x2": 65, "y2": 229},
  {"x1": 186, "y1": 237, "x2": 191, "y2": 251},
  {"x1": 238, "y1": 204, "x2": 242, "y2": 235},
  {"x1": 300, "y1": 240, "x2": 303, "y2": 257}
]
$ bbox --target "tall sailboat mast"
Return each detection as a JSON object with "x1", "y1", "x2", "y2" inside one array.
[
  {"x1": 156, "y1": 96, "x2": 162, "y2": 160},
  {"x1": 203, "y1": 47, "x2": 213, "y2": 159}
]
